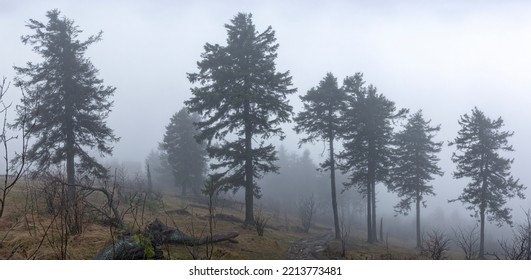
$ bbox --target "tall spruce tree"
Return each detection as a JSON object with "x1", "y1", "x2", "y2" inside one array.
[
  {"x1": 185, "y1": 13, "x2": 296, "y2": 225},
  {"x1": 389, "y1": 110, "x2": 443, "y2": 248},
  {"x1": 294, "y1": 73, "x2": 347, "y2": 239},
  {"x1": 450, "y1": 107, "x2": 525, "y2": 258},
  {"x1": 161, "y1": 107, "x2": 207, "y2": 196},
  {"x1": 340, "y1": 73, "x2": 407, "y2": 243},
  {"x1": 13, "y1": 10, "x2": 117, "y2": 233}
]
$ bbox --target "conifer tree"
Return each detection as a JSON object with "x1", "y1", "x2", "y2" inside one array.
[
  {"x1": 294, "y1": 73, "x2": 347, "y2": 239},
  {"x1": 186, "y1": 13, "x2": 295, "y2": 224},
  {"x1": 161, "y1": 107, "x2": 207, "y2": 196},
  {"x1": 340, "y1": 73, "x2": 407, "y2": 243},
  {"x1": 390, "y1": 110, "x2": 443, "y2": 248},
  {"x1": 13, "y1": 10, "x2": 117, "y2": 233},
  {"x1": 450, "y1": 107, "x2": 525, "y2": 258}
]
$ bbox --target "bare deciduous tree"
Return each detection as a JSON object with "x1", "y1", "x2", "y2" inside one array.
[
  {"x1": 453, "y1": 224, "x2": 479, "y2": 260},
  {"x1": 297, "y1": 194, "x2": 316, "y2": 233},
  {"x1": 421, "y1": 230, "x2": 451, "y2": 260},
  {"x1": 497, "y1": 209, "x2": 531, "y2": 260},
  {"x1": 201, "y1": 174, "x2": 223, "y2": 259},
  {"x1": 0, "y1": 77, "x2": 31, "y2": 219},
  {"x1": 254, "y1": 208, "x2": 269, "y2": 237}
]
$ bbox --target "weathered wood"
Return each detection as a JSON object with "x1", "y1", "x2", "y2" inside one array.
[{"x1": 94, "y1": 219, "x2": 239, "y2": 259}]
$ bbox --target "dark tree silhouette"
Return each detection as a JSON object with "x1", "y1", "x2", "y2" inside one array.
[
  {"x1": 186, "y1": 13, "x2": 295, "y2": 225},
  {"x1": 294, "y1": 73, "x2": 347, "y2": 239},
  {"x1": 160, "y1": 107, "x2": 207, "y2": 196},
  {"x1": 340, "y1": 73, "x2": 407, "y2": 243},
  {"x1": 13, "y1": 10, "x2": 118, "y2": 233},
  {"x1": 389, "y1": 110, "x2": 443, "y2": 248},
  {"x1": 449, "y1": 107, "x2": 525, "y2": 258}
]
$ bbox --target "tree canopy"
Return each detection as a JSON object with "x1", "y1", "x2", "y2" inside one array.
[
  {"x1": 390, "y1": 110, "x2": 443, "y2": 247},
  {"x1": 340, "y1": 72, "x2": 407, "y2": 243},
  {"x1": 294, "y1": 72, "x2": 347, "y2": 239},
  {"x1": 160, "y1": 107, "x2": 207, "y2": 196},
  {"x1": 13, "y1": 9, "x2": 118, "y2": 180},
  {"x1": 13, "y1": 9, "x2": 118, "y2": 234},
  {"x1": 185, "y1": 13, "x2": 296, "y2": 224},
  {"x1": 450, "y1": 107, "x2": 525, "y2": 258}
]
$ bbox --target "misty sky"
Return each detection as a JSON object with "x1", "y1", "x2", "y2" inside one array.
[{"x1": 2, "y1": 0, "x2": 531, "y2": 223}]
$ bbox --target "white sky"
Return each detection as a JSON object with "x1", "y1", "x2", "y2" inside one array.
[{"x1": 2, "y1": 0, "x2": 531, "y2": 223}]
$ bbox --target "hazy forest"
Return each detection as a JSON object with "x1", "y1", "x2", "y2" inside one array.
[{"x1": 1, "y1": 2, "x2": 531, "y2": 260}]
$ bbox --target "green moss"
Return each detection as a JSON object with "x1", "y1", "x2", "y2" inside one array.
[{"x1": 132, "y1": 234, "x2": 155, "y2": 260}]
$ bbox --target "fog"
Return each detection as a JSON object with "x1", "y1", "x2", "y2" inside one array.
[{"x1": 2, "y1": 0, "x2": 531, "y2": 254}]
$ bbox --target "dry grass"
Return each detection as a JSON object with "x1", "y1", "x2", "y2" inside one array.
[{"x1": 0, "y1": 181, "x2": 425, "y2": 260}]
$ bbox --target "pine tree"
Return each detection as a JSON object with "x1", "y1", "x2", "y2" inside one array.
[
  {"x1": 390, "y1": 110, "x2": 443, "y2": 248},
  {"x1": 161, "y1": 107, "x2": 207, "y2": 196},
  {"x1": 186, "y1": 13, "x2": 296, "y2": 225},
  {"x1": 13, "y1": 10, "x2": 117, "y2": 233},
  {"x1": 340, "y1": 73, "x2": 407, "y2": 243},
  {"x1": 450, "y1": 107, "x2": 525, "y2": 258},
  {"x1": 294, "y1": 73, "x2": 347, "y2": 239}
]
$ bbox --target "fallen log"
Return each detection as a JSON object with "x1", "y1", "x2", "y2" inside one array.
[
  {"x1": 178, "y1": 232, "x2": 240, "y2": 246},
  {"x1": 94, "y1": 218, "x2": 239, "y2": 260}
]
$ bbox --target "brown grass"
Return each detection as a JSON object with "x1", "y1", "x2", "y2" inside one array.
[{"x1": 0, "y1": 181, "x2": 425, "y2": 260}]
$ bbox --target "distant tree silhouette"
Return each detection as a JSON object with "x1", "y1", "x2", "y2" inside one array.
[
  {"x1": 389, "y1": 110, "x2": 443, "y2": 248},
  {"x1": 449, "y1": 107, "x2": 525, "y2": 258},
  {"x1": 186, "y1": 13, "x2": 296, "y2": 225},
  {"x1": 13, "y1": 10, "x2": 118, "y2": 233},
  {"x1": 340, "y1": 73, "x2": 407, "y2": 243},
  {"x1": 145, "y1": 149, "x2": 173, "y2": 189},
  {"x1": 160, "y1": 107, "x2": 207, "y2": 196},
  {"x1": 259, "y1": 146, "x2": 328, "y2": 217},
  {"x1": 294, "y1": 73, "x2": 347, "y2": 239}
]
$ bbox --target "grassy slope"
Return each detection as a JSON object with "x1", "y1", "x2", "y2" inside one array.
[{"x1": 0, "y1": 182, "x2": 438, "y2": 260}]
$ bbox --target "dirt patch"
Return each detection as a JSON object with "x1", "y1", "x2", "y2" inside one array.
[
  {"x1": 215, "y1": 213, "x2": 243, "y2": 224},
  {"x1": 165, "y1": 208, "x2": 191, "y2": 216},
  {"x1": 285, "y1": 233, "x2": 335, "y2": 260}
]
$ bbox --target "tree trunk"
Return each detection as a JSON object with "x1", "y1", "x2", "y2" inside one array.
[
  {"x1": 380, "y1": 217, "x2": 383, "y2": 241},
  {"x1": 243, "y1": 101, "x2": 254, "y2": 226},
  {"x1": 366, "y1": 178, "x2": 372, "y2": 243},
  {"x1": 65, "y1": 84, "x2": 79, "y2": 234},
  {"x1": 371, "y1": 180, "x2": 377, "y2": 242},
  {"x1": 368, "y1": 139, "x2": 376, "y2": 243},
  {"x1": 62, "y1": 40, "x2": 80, "y2": 234},
  {"x1": 329, "y1": 135, "x2": 340, "y2": 239},
  {"x1": 479, "y1": 172, "x2": 487, "y2": 259},
  {"x1": 479, "y1": 207, "x2": 485, "y2": 259},
  {"x1": 66, "y1": 119, "x2": 80, "y2": 234},
  {"x1": 416, "y1": 190, "x2": 421, "y2": 248},
  {"x1": 0, "y1": 192, "x2": 5, "y2": 218}
]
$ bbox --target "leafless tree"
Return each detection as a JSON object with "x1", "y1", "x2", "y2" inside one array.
[
  {"x1": 254, "y1": 208, "x2": 269, "y2": 237},
  {"x1": 80, "y1": 172, "x2": 124, "y2": 229},
  {"x1": 297, "y1": 194, "x2": 316, "y2": 233},
  {"x1": 497, "y1": 209, "x2": 531, "y2": 260},
  {"x1": 453, "y1": 224, "x2": 479, "y2": 260},
  {"x1": 201, "y1": 174, "x2": 223, "y2": 259},
  {"x1": 421, "y1": 229, "x2": 451, "y2": 260},
  {"x1": 0, "y1": 77, "x2": 32, "y2": 219},
  {"x1": 339, "y1": 217, "x2": 350, "y2": 258}
]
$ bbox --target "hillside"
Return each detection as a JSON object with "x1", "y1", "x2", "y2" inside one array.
[{"x1": 0, "y1": 182, "x2": 432, "y2": 260}]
